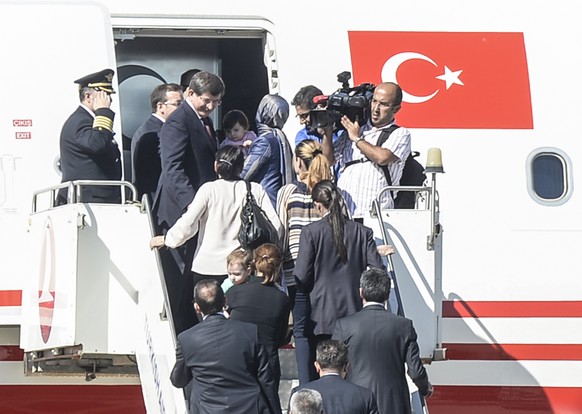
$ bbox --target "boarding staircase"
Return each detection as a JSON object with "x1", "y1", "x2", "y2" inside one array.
[
  {"x1": 21, "y1": 181, "x2": 186, "y2": 413},
  {"x1": 20, "y1": 174, "x2": 443, "y2": 413},
  {"x1": 279, "y1": 170, "x2": 446, "y2": 413}
]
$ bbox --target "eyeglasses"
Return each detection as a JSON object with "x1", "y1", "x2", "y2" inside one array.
[
  {"x1": 164, "y1": 100, "x2": 183, "y2": 107},
  {"x1": 296, "y1": 112, "x2": 310, "y2": 120},
  {"x1": 371, "y1": 98, "x2": 393, "y2": 109},
  {"x1": 197, "y1": 95, "x2": 222, "y2": 106}
]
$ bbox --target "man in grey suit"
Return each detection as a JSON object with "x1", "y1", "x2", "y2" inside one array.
[
  {"x1": 154, "y1": 71, "x2": 224, "y2": 335},
  {"x1": 289, "y1": 339, "x2": 378, "y2": 414},
  {"x1": 170, "y1": 279, "x2": 282, "y2": 414},
  {"x1": 332, "y1": 268, "x2": 433, "y2": 414}
]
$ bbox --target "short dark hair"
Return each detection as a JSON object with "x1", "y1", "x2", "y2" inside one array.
[
  {"x1": 360, "y1": 268, "x2": 391, "y2": 303},
  {"x1": 316, "y1": 339, "x2": 348, "y2": 371},
  {"x1": 194, "y1": 279, "x2": 225, "y2": 315},
  {"x1": 223, "y1": 109, "x2": 250, "y2": 131},
  {"x1": 215, "y1": 145, "x2": 244, "y2": 179},
  {"x1": 291, "y1": 85, "x2": 323, "y2": 110},
  {"x1": 190, "y1": 71, "x2": 225, "y2": 97},
  {"x1": 150, "y1": 83, "x2": 182, "y2": 112},
  {"x1": 180, "y1": 68, "x2": 201, "y2": 91}
]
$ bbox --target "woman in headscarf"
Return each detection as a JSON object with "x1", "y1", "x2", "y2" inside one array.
[{"x1": 241, "y1": 94, "x2": 295, "y2": 208}]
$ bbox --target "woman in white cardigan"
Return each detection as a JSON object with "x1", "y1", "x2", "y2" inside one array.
[{"x1": 150, "y1": 145, "x2": 282, "y2": 287}]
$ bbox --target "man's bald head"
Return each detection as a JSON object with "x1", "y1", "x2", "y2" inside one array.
[{"x1": 194, "y1": 279, "x2": 225, "y2": 315}]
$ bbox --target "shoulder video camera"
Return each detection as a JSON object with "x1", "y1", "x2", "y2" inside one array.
[{"x1": 310, "y1": 71, "x2": 375, "y2": 131}]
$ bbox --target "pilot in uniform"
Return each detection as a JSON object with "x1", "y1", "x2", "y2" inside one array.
[{"x1": 58, "y1": 68, "x2": 122, "y2": 204}]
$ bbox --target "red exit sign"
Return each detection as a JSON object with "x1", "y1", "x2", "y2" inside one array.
[
  {"x1": 16, "y1": 132, "x2": 32, "y2": 139},
  {"x1": 13, "y1": 119, "x2": 33, "y2": 127}
]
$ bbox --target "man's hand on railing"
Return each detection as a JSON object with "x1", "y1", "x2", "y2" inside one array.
[{"x1": 377, "y1": 244, "x2": 395, "y2": 256}]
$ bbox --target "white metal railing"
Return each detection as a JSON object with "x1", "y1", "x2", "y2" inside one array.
[{"x1": 32, "y1": 180, "x2": 139, "y2": 213}]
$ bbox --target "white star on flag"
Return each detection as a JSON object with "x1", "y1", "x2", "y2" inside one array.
[{"x1": 436, "y1": 66, "x2": 464, "y2": 90}]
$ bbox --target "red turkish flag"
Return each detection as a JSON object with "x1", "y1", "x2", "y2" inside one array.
[{"x1": 348, "y1": 31, "x2": 533, "y2": 129}]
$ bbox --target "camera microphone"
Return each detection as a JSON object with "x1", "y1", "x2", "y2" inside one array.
[{"x1": 313, "y1": 95, "x2": 329, "y2": 105}]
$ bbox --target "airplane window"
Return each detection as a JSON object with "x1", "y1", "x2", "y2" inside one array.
[
  {"x1": 532, "y1": 154, "x2": 564, "y2": 199},
  {"x1": 526, "y1": 148, "x2": 572, "y2": 206}
]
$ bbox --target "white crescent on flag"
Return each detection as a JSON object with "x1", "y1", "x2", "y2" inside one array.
[{"x1": 381, "y1": 52, "x2": 440, "y2": 104}]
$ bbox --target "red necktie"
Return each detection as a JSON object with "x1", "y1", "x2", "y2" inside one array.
[{"x1": 202, "y1": 117, "x2": 215, "y2": 140}]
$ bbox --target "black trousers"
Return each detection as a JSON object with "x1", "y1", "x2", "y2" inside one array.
[{"x1": 158, "y1": 233, "x2": 199, "y2": 336}]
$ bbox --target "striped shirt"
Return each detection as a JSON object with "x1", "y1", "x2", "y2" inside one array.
[
  {"x1": 334, "y1": 122, "x2": 411, "y2": 218},
  {"x1": 276, "y1": 182, "x2": 322, "y2": 287}
]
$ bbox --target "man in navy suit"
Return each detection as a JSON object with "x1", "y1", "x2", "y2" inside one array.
[
  {"x1": 58, "y1": 68, "x2": 122, "y2": 204},
  {"x1": 170, "y1": 279, "x2": 282, "y2": 414},
  {"x1": 153, "y1": 71, "x2": 224, "y2": 334},
  {"x1": 131, "y1": 83, "x2": 183, "y2": 204},
  {"x1": 332, "y1": 268, "x2": 433, "y2": 414},
  {"x1": 289, "y1": 339, "x2": 378, "y2": 414}
]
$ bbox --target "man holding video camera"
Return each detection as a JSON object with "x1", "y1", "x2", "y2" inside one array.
[{"x1": 322, "y1": 82, "x2": 411, "y2": 222}]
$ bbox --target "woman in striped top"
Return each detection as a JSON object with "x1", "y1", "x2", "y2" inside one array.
[{"x1": 276, "y1": 139, "x2": 332, "y2": 384}]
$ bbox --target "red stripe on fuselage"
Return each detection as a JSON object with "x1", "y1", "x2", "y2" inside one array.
[
  {"x1": 443, "y1": 343, "x2": 582, "y2": 361},
  {"x1": 0, "y1": 290, "x2": 21, "y2": 307},
  {"x1": 0, "y1": 385, "x2": 145, "y2": 414},
  {"x1": 442, "y1": 300, "x2": 582, "y2": 318},
  {"x1": 426, "y1": 385, "x2": 582, "y2": 414},
  {"x1": 0, "y1": 345, "x2": 24, "y2": 362}
]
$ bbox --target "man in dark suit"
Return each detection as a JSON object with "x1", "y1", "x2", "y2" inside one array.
[
  {"x1": 58, "y1": 68, "x2": 122, "y2": 204},
  {"x1": 289, "y1": 339, "x2": 378, "y2": 414},
  {"x1": 332, "y1": 268, "x2": 433, "y2": 414},
  {"x1": 131, "y1": 83, "x2": 183, "y2": 204},
  {"x1": 153, "y1": 71, "x2": 224, "y2": 334},
  {"x1": 170, "y1": 279, "x2": 282, "y2": 414}
]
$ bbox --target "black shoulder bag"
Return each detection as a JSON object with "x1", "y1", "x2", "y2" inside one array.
[
  {"x1": 377, "y1": 125, "x2": 426, "y2": 209},
  {"x1": 238, "y1": 180, "x2": 280, "y2": 250}
]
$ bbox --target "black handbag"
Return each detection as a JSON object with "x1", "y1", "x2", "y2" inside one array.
[{"x1": 238, "y1": 180, "x2": 279, "y2": 250}]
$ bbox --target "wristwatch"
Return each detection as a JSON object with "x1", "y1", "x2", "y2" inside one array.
[{"x1": 355, "y1": 137, "x2": 365, "y2": 147}]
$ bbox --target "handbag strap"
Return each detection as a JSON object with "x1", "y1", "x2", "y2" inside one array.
[{"x1": 243, "y1": 180, "x2": 259, "y2": 208}]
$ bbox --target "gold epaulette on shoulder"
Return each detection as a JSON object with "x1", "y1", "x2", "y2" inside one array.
[{"x1": 93, "y1": 115, "x2": 113, "y2": 132}]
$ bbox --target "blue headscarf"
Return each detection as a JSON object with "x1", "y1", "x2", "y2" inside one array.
[{"x1": 255, "y1": 94, "x2": 294, "y2": 185}]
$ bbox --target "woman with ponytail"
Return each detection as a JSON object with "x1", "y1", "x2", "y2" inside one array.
[
  {"x1": 275, "y1": 139, "x2": 333, "y2": 383},
  {"x1": 277, "y1": 140, "x2": 333, "y2": 294},
  {"x1": 293, "y1": 179, "x2": 384, "y2": 381},
  {"x1": 226, "y1": 243, "x2": 291, "y2": 392},
  {"x1": 151, "y1": 145, "x2": 282, "y2": 291}
]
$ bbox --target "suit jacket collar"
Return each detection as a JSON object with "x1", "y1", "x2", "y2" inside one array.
[
  {"x1": 362, "y1": 303, "x2": 386, "y2": 311},
  {"x1": 79, "y1": 104, "x2": 95, "y2": 118},
  {"x1": 152, "y1": 113, "x2": 165, "y2": 123},
  {"x1": 202, "y1": 312, "x2": 226, "y2": 321}
]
